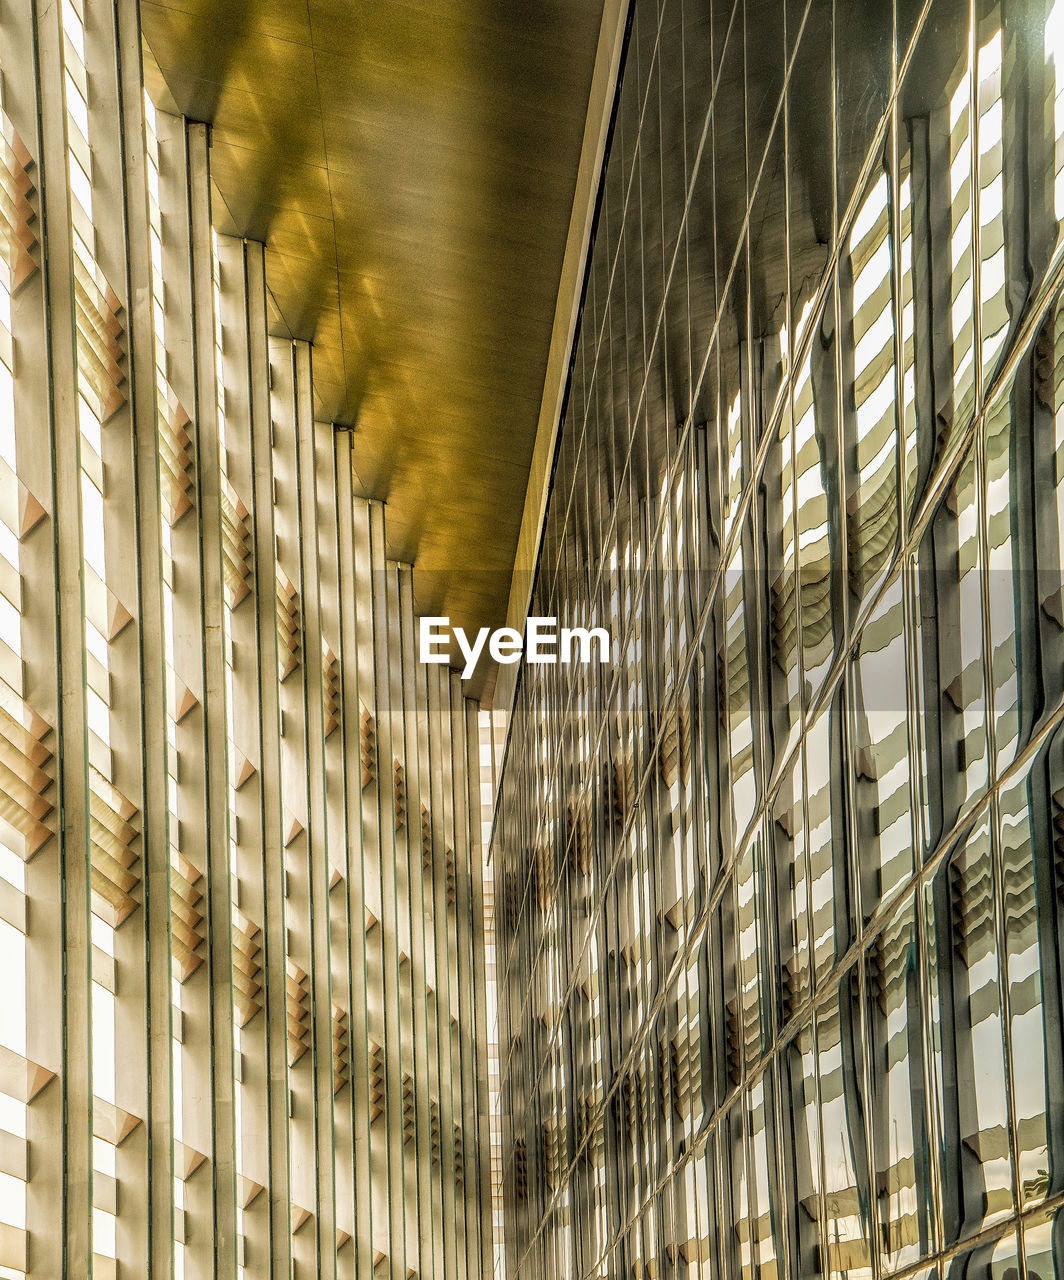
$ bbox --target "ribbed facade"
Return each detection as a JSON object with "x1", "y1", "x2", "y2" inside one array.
[
  {"x1": 492, "y1": 2, "x2": 1064, "y2": 1280},
  {"x1": 0, "y1": 2, "x2": 490, "y2": 1277}
]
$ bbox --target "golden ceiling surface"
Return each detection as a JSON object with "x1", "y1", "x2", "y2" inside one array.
[{"x1": 142, "y1": 0, "x2": 603, "y2": 667}]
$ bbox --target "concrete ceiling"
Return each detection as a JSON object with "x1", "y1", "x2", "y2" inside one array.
[{"x1": 141, "y1": 0, "x2": 604, "y2": 689}]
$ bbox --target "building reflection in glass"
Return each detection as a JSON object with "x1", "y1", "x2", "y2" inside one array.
[{"x1": 492, "y1": 2, "x2": 1064, "y2": 1279}]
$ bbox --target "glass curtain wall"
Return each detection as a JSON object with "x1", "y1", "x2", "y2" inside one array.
[
  {"x1": 492, "y1": 3, "x2": 1064, "y2": 1280},
  {"x1": 0, "y1": 2, "x2": 491, "y2": 1278}
]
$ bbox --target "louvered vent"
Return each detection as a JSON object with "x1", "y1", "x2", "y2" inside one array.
[
  {"x1": 867, "y1": 917, "x2": 911, "y2": 1016},
  {"x1": 220, "y1": 483, "x2": 252, "y2": 608},
  {"x1": 0, "y1": 453, "x2": 45, "y2": 548},
  {"x1": 742, "y1": 992, "x2": 760, "y2": 1069},
  {"x1": 636, "y1": 1060, "x2": 650, "y2": 1139},
  {"x1": 846, "y1": 482, "x2": 895, "y2": 598},
  {"x1": 429, "y1": 1097, "x2": 441, "y2": 1165},
  {"x1": 725, "y1": 628, "x2": 754, "y2": 725},
  {"x1": 89, "y1": 768, "x2": 140, "y2": 927},
  {"x1": 332, "y1": 1005, "x2": 349, "y2": 1094},
  {"x1": 658, "y1": 1033, "x2": 674, "y2": 1120},
  {"x1": 575, "y1": 1093, "x2": 591, "y2": 1157},
  {"x1": 285, "y1": 959, "x2": 311, "y2": 1065},
  {"x1": 769, "y1": 567, "x2": 799, "y2": 673},
  {"x1": 421, "y1": 803, "x2": 432, "y2": 868},
  {"x1": 1052, "y1": 788, "x2": 1064, "y2": 903},
  {"x1": 359, "y1": 705, "x2": 376, "y2": 789},
  {"x1": 686, "y1": 1020, "x2": 703, "y2": 1115},
  {"x1": 454, "y1": 1122, "x2": 464, "y2": 1190},
  {"x1": 322, "y1": 644, "x2": 340, "y2": 737},
  {"x1": 620, "y1": 1067, "x2": 643, "y2": 1139},
  {"x1": 231, "y1": 910, "x2": 263, "y2": 1027},
  {"x1": 444, "y1": 845, "x2": 456, "y2": 907},
  {"x1": 949, "y1": 851, "x2": 995, "y2": 964},
  {"x1": 666, "y1": 1032, "x2": 694, "y2": 1120},
  {"x1": 591, "y1": 1100, "x2": 605, "y2": 1164},
  {"x1": 157, "y1": 395, "x2": 194, "y2": 526},
  {"x1": 0, "y1": 690, "x2": 54, "y2": 859},
  {"x1": 393, "y1": 758, "x2": 406, "y2": 830},
  {"x1": 276, "y1": 568, "x2": 301, "y2": 681},
  {"x1": 170, "y1": 852, "x2": 205, "y2": 981},
  {"x1": 567, "y1": 793, "x2": 592, "y2": 874},
  {"x1": 541, "y1": 1121, "x2": 558, "y2": 1191},
  {"x1": 0, "y1": 114, "x2": 37, "y2": 291},
  {"x1": 368, "y1": 1040, "x2": 385, "y2": 1121},
  {"x1": 658, "y1": 701, "x2": 692, "y2": 786},
  {"x1": 401, "y1": 1071, "x2": 415, "y2": 1144},
  {"x1": 724, "y1": 998, "x2": 742, "y2": 1086},
  {"x1": 1002, "y1": 840, "x2": 1037, "y2": 941},
  {"x1": 575, "y1": 1093, "x2": 604, "y2": 1165},
  {"x1": 612, "y1": 752, "x2": 635, "y2": 826},
  {"x1": 779, "y1": 955, "x2": 801, "y2": 1026},
  {"x1": 502, "y1": 866, "x2": 521, "y2": 936},
  {"x1": 74, "y1": 254, "x2": 125, "y2": 421}
]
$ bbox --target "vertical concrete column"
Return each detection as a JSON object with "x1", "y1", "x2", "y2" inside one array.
[
  {"x1": 33, "y1": 2, "x2": 92, "y2": 1273},
  {"x1": 186, "y1": 121, "x2": 238, "y2": 1279}
]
